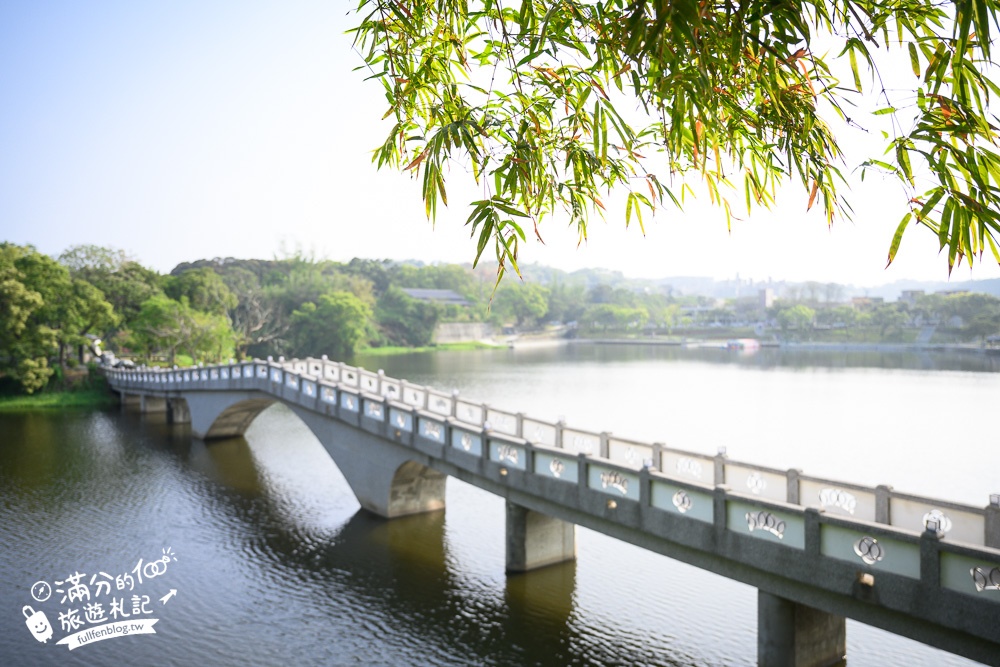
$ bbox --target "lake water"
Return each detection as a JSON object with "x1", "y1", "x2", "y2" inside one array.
[{"x1": 1, "y1": 343, "x2": 997, "y2": 666}]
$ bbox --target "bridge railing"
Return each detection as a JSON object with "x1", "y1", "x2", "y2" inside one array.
[{"x1": 105, "y1": 358, "x2": 1000, "y2": 553}]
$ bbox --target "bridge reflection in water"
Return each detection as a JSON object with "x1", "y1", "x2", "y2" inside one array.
[{"x1": 107, "y1": 357, "x2": 1000, "y2": 667}]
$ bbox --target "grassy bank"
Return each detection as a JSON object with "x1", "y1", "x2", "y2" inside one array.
[{"x1": 0, "y1": 385, "x2": 118, "y2": 411}]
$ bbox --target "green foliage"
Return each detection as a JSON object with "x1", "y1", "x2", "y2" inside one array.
[
  {"x1": 0, "y1": 244, "x2": 116, "y2": 393},
  {"x1": 776, "y1": 304, "x2": 817, "y2": 330},
  {"x1": 162, "y1": 267, "x2": 238, "y2": 316},
  {"x1": 581, "y1": 303, "x2": 649, "y2": 331},
  {"x1": 815, "y1": 304, "x2": 858, "y2": 328},
  {"x1": 129, "y1": 294, "x2": 235, "y2": 365},
  {"x1": 374, "y1": 286, "x2": 442, "y2": 346},
  {"x1": 55, "y1": 278, "x2": 118, "y2": 366},
  {"x1": 917, "y1": 291, "x2": 1000, "y2": 339},
  {"x1": 58, "y1": 244, "x2": 132, "y2": 275},
  {"x1": 352, "y1": 0, "x2": 1000, "y2": 280},
  {"x1": 545, "y1": 280, "x2": 587, "y2": 323},
  {"x1": 289, "y1": 292, "x2": 373, "y2": 359},
  {"x1": 60, "y1": 245, "x2": 162, "y2": 325},
  {"x1": 491, "y1": 282, "x2": 550, "y2": 327}
]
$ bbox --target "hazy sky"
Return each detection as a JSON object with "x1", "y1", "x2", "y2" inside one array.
[{"x1": 3, "y1": 1, "x2": 999, "y2": 286}]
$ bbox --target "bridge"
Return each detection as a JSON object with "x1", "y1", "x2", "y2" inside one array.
[{"x1": 106, "y1": 357, "x2": 1000, "y2": 667}]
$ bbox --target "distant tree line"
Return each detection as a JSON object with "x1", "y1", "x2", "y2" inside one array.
[{"x1": 2, "y1": 242, "x2": 999, "y2": 394}]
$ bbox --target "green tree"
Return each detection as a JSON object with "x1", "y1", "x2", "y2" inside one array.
[
  {"x1": 58, "y1": 244, "x2": 133, "y2": 275},
  {"x1": 1, "y1": 244, "x2": 117, "y2": 392},
  {"x1": 869, "y1": 302, "x2": 912, "y2": 339},
  {"x1": 776, "y1": 304, "x2": 816, "y2": 331},
  {"x1": 130, "y1": 295, "x2": 235, "y2": 365},
  {"x1": 546, "y1": 280, "x2": 587, "y2": 323},
  {"x1": 56, "y1": 278, "x2": 117, "y2": 367},
  {"x1": 581, "y1": 303, "x2": 649, "y2": 331},
  {"x1": 375, "y1": 286, "x2": 442, "y2": 347},
  {"x1": 815, "y1": 305, "x2": 857, "y2": 328},
  {"x1": 163, "y1": 268, "x2": 238, "y2": 317},
  {"x1": 59, "y1": 245, "x2": 163, "y2": 328},
  {"x1": 221, "y1": 267, "x2": 286, "y2": 360},
  {"x1": 352, "y1": 0, "x2": 1000, "y2": 279},
  {"x1": 964, "y1": 310, "x2": 1000, "y2": 342},
  {"x1": 289, "y1": 292, "x2": 373, "y2": 359},
  {"x1": 492, "y1": 283, "x2": 550, "y2": 328},
  {"x1": 0, "y1": 245, "x2": 53, "y2": 392}
]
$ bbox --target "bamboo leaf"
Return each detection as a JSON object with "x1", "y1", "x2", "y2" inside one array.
[
  {"x1": 887, "y1": 212, "x2": 912, "y2": 267},
  {"x1": 908, "y1": 42, "x2": 920, "y2": 78}
]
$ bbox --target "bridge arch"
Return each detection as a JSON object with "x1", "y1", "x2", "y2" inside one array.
[
  {"x1": 194, "y1": 396, "x2": 277, "y2": 440},
  {"x1": 171, "y1": 390, "x2": 447, "y2": 519}
]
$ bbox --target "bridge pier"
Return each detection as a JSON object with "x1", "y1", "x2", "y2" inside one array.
[
  {"x1": 121, "y1": 392, "x2": 141, "y2": 408},
  {"x1": 505, "y1": 502, "x2": 576, "y2": 572},
  {"x1": 758, "y1": 590, "x2": 846, "y2": 667},
  {"x1": 386, "y1": 461, "x2": 447, "y2": 517},
  {"x1": 140, "y1": 396, "x2": 167, "y2": 413},
  {"x1": 167, "y1": 398, "x2": 191, "y2": 425}
]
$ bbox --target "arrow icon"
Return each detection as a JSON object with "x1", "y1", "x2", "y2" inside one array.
[{"x1": 159, "y1": 589, "x2": 177, "y2": 605}]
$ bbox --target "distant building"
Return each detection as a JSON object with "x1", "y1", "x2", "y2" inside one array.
[
  {"x1": 400, "y1": 288, "x2": 471, "y2": 306},
  {"x1": 759, "y1": 288, "x2": 774, "y2": 309},
  {"x1": 900, "y1": 290, "x2": 924, "y2": 304}
]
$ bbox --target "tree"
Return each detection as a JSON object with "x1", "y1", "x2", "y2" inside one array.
[
  {"x1": 58, "y1": 244, "x2": 133, "y2": 275},
  {"x1": 0, "y1": 245, "x2": 52, "y2": 392},
  {"x1": 776, "y1": 304, "x2": 816, "y2": 331},
  {"x1": 492, "y1": 282, "x2": 550, "y2": 328},
  {"x1": 815, "y1": 304, "x2": 857, "y2": 328},
  {"x1": 59, "y1": 245, "x2": 163, "y2": 327},
  {"x1": 130, "y1": 295, "x2": 235, "y2": 365},
  {"x1": 581, "y1": 303, "x2": 649, "y2": 331},
  {"x1": 375, "y1": 286, "x2": 442, "y2": 346},
  {"x1": 869, "y1": 302, "x2": 911, "y2": 339},
  {"x1": 352, "y1": 0, "x2": 1000, "y2": 280},
  {"x1": 55, "y1": 279, "x2": 117, "y2": 367},
  {"x1": 546, "y1": 280, "x2": 587, "y2": 323},
  {"x1": 0, "y1": 244, "x2": 116, "y2": 391},
  {"x1": 220, "y1": 267, "x2": 286, "y2": 359},
  {"x1": 289, "y1": 292, "x2": 373, "y2": 359},
  {"x1": 163, "y1": 268, "x2": 238, "y2": 317}
]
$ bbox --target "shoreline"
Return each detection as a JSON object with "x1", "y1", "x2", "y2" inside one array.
[
  {"x1": 567, "y1": 337, "x2": 996, "y2": 355},
  {"x1": 0, "y1": 387, "x2": 118, "y2": 411}
]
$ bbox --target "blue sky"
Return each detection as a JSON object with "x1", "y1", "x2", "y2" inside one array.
[{"x1": 3, "y1": 1, "x2": 998, "y2": 286}]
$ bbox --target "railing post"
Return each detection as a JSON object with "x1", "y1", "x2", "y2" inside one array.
[
  {"x1": 652, "y1": 442, "x2": 664, "y2": 472},
  {"x1": 713, "y1": 485, "x2": 730, "y2": 542},
  {"x1": 639, "y1": 464, "x2": 652, "y2": 509},
  {"x1": 787, "y1": 468, "x2": 801, "y2": 505},
  {"x1": 599, "y1": 432, "x2": 611, "y2": 459},
  {"x1": 986, "y1": 494, "x2": 1000, "y2": 549},
  {"x1": 876, "y1": 485, "x2": 893, "y2": 524},
  {"x1": 804, "y1": 507, "x2": 822, "y2": 558},
  {"x1": 920, "y1": 524, "x2": 944, "y2": 589},
  {"x1": 714, "y1": 447, "x2": 727, "y2": 486}
]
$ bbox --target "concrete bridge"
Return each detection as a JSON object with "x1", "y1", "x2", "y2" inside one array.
[{"x1": 106, "y1": 357, "x2": 1000, "y2": 667}]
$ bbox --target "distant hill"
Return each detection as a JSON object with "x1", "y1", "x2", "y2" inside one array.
[{"x1": 175, "y1": 256, "x2": 1000, "y2": 303}]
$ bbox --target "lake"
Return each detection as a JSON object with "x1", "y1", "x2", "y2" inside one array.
[{"x1": 1, "y1": 343, "x2": 996, "y2": 666}]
